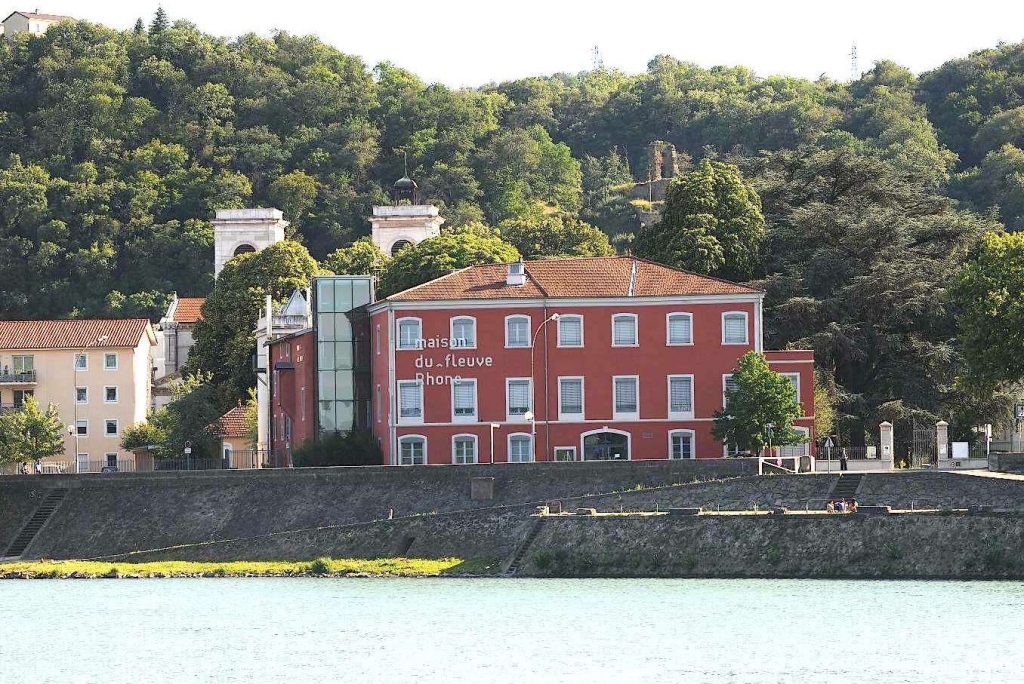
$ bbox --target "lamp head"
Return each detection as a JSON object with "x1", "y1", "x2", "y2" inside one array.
[
  {"x1": 524, "y1": 411, "x2": 535, "y2": 422},
  {"x1": 551, "y1": 313, "x2": 560, "y2": 320}
]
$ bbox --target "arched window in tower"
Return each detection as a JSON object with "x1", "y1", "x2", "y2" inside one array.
[
  {"x1": 233, "y1": 244, "x2": 256, "y2": 257},
  {"x1": 391, "y1": 240, "x2": 412, "y2": 257}
]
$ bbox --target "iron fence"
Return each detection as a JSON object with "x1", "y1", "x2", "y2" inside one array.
[{"x1": 1, "y1": 451, "x2": 272, "y2": 475}]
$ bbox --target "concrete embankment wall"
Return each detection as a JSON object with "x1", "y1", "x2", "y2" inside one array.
[
  {"x1": 0, "y1": 459, "x2": 752, "y2": 559},
  {"x1": 522, "y1": 513, "x2": 1024, "y2": 579},
  {"x1": 4, "y1": 465, "x2": 1024, "y2": 564}
]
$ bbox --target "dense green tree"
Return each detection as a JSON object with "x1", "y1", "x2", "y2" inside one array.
[
  {"x1": 952, "y1": 145, "x2": 1024, "y2": 230},
  {"x1": 712, "y1": 352, "x2": 805, "y2": 455},
  {"x1": 633, "y1": 159, "x2": 765, "y2": 280},
  {"x1": 377, "y1": 225, "x2": 519, "y2": 297},
  {"x1": 949, "y1": 232, "x2": 1024, "y2": 389},
  {"x1": 323, "y1": 236, "x2": 390, "y2": 275},
  {"x1": 754, "y1": 146, "x2": 997, "y2": 443},
  {"x1": 500, "y1": 214, "x2": 613, "y2": 259},
  {"x1": 0, "y1": 397, "x2": 66, "y2": 464},
  {"x1": 186, "y1": 241, "x2": 324, "y2": 405}
]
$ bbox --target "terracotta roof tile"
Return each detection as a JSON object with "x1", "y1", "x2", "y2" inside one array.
[
  {"x1": 174, "y1": 298, "x2": 205, "y2": 324},
  {"x1": 0, "y1": 319, "x2": 154, "y2": 350},
  {"x1": 386, "y1": 256, "x2": 760, "y2": 301},
  {"x1": 5, "y1": 11, "x2": 72, "y2": 21},
  {"x1": 210, "y1": 406, "x2": 250, "y2": 438}
]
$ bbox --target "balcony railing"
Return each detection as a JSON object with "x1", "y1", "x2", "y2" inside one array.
[
  {"x1": 0, "y1": 403, "x2": 26, "y2": 415},
  {"x1": 0, "y1": 370, "x2": 37, "y2": 384}
]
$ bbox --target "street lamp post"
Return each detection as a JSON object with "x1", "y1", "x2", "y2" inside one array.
[
  {"x1": 529, "y1": 313, "x2": 560, "y2": 462},
  {"x1": 489, "y1": 423, "x2": 500, "y2": 464},
  {"x1": 73, "y1": 335, "x2": 108, "y2": 473}
]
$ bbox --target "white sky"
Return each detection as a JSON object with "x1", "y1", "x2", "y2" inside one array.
[{"x1": 48, "y1": 0, "x2": 1024, "y2": 87}]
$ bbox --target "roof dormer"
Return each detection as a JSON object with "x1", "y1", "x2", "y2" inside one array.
[{"x1": 507, "y1": 261, "x2": 526, "y2": 286}]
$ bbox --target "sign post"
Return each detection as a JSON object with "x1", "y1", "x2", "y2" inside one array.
[
  {"x1": 824, "y1": 436, "x2": 834, "y2": 473},
  {"x1": 184, "y1": 440, "x2": 193, "y2": 471}
]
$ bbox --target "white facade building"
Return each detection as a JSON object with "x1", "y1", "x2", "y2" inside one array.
[
  {"x1": 2, "y1": 11, "x2": 71, "y2": 38},
  {"x1": 213, "y1": 208, "x2": 287, "y2": 278},
  {"x1": 370, "y1": 176, "x2": 443, "y2": 256}
]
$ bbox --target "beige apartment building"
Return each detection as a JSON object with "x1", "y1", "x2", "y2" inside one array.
[{"x1": 0, "y1": 319, "x2": 156, "y2": 472}]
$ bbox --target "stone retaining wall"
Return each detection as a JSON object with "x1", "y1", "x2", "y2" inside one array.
[
  {"x1": 990, "y1": 453, "x2": 1024, "y2": 474},
  {"x1": 522, "y1": 512, "x2": 1024, "y2": 579}
]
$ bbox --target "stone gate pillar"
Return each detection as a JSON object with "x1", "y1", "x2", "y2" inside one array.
[
  {"x1": 879, "y1": 422, "x2": 894, "y2": 465},
  {"x1": 936, "y1": 420, "x2": 949, "y2": 462}
]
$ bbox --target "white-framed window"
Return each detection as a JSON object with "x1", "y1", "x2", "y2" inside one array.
[
  {"x1": 76, "y1": 419, "x2": 88, "y2": 436},
  {"x1": 666, "y1": 312, "x2": 694, "y2": 345},
  {"x1": 396, "y1": 317, "x2": 422, "y2": 350},
  {"x1": 505, "y1": 315, "x2": 531, "y2": 348},
  {"x1": 376, "y1": 324, "x2": 381, "y2": 356},
  {"x1": 612, "y1": 313, "x2": 638, "y2": 347},
  {"x1": 613, "y1": 375, "x2": 640, "y2": 420},
  {"x1": 557, "y1": 314, "x2": 584, "y2": 348},
  {"x1": 452, "y1": 378, "x2": 478, "y2": 422},
  {"x1": 722, "y1": 311, "x2": 749, "y2": 345},
  {"x1": 376, "y1": 384, "x2": 382, "y2": 423},
  {"x1": 105, "y1": 453, "x2": 118, "y2": 468},
  {"x1": 397, "y1": 380, "x2": 424, "y2": 425},
  {"x1": 450, "y1": 316, "x2": 477, "y2": 349},
  {"x1": 11, "y1": 355, "x2": 33, "y2": 373},
  {"x1": 104, "y1": 419, "x2": 119, "y2": 437},
  {"x1": 104, "y1": 353, "x2": 118, "y2": 370},
  {"x1": 104, "y1": 386, "x2": 118, "y2": 404},
  {"x1": 452, "y1": 434, "x2": 478, "y2": 464},
  {"x1": 399, "y1": 435, "x2": 427, "y2": 465},
  {"x1": 781, "y1": 372, "x2": 801, "y2": 402},
  {"x1": 508, "y1": 433, "x2": 533, "y2": 463},
  {"x1": 667, "y1": 375, "x2": 694, "y2": 419},
  {"x1": 76, "y1": 387, "x2": 88, "y2": 404},
  {"x1": 558, "y1": 376, "x2": 584, "y2": 421},
  {"x1": 506, "y1": 378, "x2": 532, "y2": 421},
  {"x1": 554, "y1": 447, "x2": 576, "y2": 462},
  {"x1": 669, "y1": 430, "x2": 696, "y2": 460},
  {"x1": 74, "y1": 353, "x2": 88, "y2": 370},
  {"x1": 723, "y1": 374, "x2": 740, "y2": 408},
  {"x1": 779, "y1": 426, "x2": 810, "y2": 458}
]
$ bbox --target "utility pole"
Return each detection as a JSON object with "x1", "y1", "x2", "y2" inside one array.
[{"x1": 850, "y1": 42, "x2": 859, "y2": 81}]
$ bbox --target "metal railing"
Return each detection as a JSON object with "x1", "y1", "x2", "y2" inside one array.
[
  {"x1": 1, "y1": 452, "x2": 272, "y2": 475},
  {"x1": 0, "y1": 403, "x2": 27, "y2": 415},
  {"x1": 0, "y1": 370, "x2": 37, "y2": 384}
]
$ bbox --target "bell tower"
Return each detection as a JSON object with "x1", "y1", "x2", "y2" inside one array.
[
  {"x1": 213, "y1": 208, "x2": 288, "y2": 277},
  {"x1": 370, "y1": 176, "x2": 444, "y2": 257}
]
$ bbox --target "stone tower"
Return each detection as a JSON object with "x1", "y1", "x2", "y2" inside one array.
[
  {"x1": 370, "y1": 176, "x2": 444, "y2": 257},
  {"x1": 213, "y1": 208, "x2": 288, "y2": 278}
]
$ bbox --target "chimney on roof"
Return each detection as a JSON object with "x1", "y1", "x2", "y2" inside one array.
[{"x1": 507, "y1": 260, "x2": 526, "y2": 286}]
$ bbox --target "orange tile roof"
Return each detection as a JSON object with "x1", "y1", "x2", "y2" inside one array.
[
  {"x1": 0, "y1": 319, "x2": 154, "y2": 350},
  {"x1": 386, "y1": 256, "x2": 760, "y2": 301},
  {"x1": 174, "y1": 297, "x2": 205, "y2": 324},
  {"x1": 211, "y1": 406, "x2": 250, "y2": 438}
]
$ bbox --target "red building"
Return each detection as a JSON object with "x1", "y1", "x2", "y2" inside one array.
[
  {"x1": 368, "y1": 256, "x2": 814, "y2": 465},
  {"x1": 268, "y1": 328, "x2": 317, "y2": 464}
]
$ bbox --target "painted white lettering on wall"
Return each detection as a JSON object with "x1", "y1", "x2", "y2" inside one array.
[{"x1": 413, "y1": 351, "x2": 494, "y2": 386}]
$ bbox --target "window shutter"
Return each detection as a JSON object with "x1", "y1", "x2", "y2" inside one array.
[
  {"x1": 614, "y1": 378, "x2": 637, "y2": 413},
  {"x1": 724, "y1": 314, "x2": 746, "y2": 343},
  {"x1": 560, "y1": 379, "x2": 583, "y2": 414},
  {"x1": 508, "y1": 380, "x2": 530, "y2": 414},
  {"x1": 613, "y1": 316, "x2": 636, "y2": 345},
  {"x1": 559, "y1": 318, "x2": 582, "y2": 346},
  {"x1": 399, "y1": 321, "x2": 420, "y2": 348},
  {"x1": 453, "y1": 319, "x2": 475, "y2": 346},
  {"x1": 670, "y1": 377, "x2": 692, "y2": 413},
  {"x1": 668, "y1": 315, "x2": 692, "y2": 344},
  {"x1": 400, "y1": 383, "x2": 421, "y2": 417},
  {"x1": 454, "y1": 381, "x2": 476, "y2": 415}
]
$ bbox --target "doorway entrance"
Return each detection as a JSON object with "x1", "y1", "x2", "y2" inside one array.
[{"x1": 581, "y1": 430, "x2": 630, "y2": 461}]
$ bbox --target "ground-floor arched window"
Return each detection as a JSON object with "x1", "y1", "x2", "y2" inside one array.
[
  {"x1": 399, "y1": 435, "x2": 426, "y2": 465},
  {"x1": 581, "y1": 430, "x2": 630, "y2": 461}
]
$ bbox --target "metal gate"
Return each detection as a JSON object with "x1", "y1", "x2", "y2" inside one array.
[{"x1": 911, "y1": 426, "x2": 937, "y2": 468}]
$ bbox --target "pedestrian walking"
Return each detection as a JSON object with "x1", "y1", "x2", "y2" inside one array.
[
  {"x1": 33, "y1": 460, "x2": 42, "y2": 475},
  {"x1": 839, "y1": 446, "x2": 849, "y2": 471}
]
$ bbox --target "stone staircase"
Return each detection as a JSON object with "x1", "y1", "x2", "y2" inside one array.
[
  {"x1": 828, "y1": 474, "x2": 864, "y2": 503},
  {"x1": 503, "y1": 517, "x2": 546, "y2": 576},
  {"x1": 3, "y1": 488, "x2": 68, "y2": 559}
]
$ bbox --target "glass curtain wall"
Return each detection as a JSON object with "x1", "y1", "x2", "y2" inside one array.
[{"x1": 315, "y1": 276, "x2": 373, "y2": 433}]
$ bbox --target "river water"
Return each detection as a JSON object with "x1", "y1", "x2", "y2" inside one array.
[{"x1": 1, "y1": 578, "x2": 1022, "y2": 683}]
